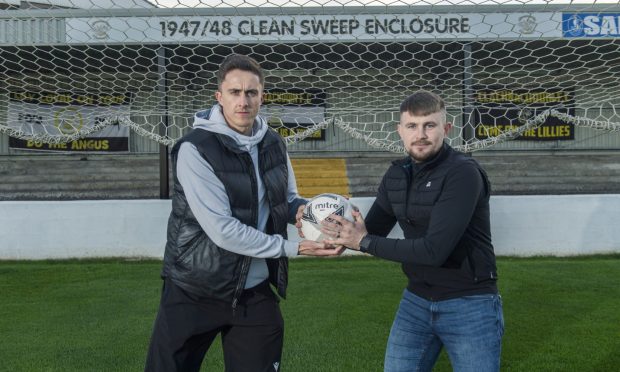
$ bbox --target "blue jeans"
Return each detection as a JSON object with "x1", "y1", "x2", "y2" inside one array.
[{"x1": 384, "y1": 290, "x2": 504, "y2": 372}]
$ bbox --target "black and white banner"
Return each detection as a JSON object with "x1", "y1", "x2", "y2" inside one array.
[
  {"x1": 8, "y1": 92, "x2": 131, "y2": 152},
  {"x1": 473, "y1": 88, "x2": 575, "y2": 141},
  {"x1": 260, "y1": 88, "x2": 327, "y2": 140}
]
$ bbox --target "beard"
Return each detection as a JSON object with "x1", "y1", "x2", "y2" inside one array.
[{"x1": 407, "y1": 141, "x2": 441, "y2": 163}]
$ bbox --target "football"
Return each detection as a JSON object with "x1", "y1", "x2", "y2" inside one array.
[{"x1": 300, "y1": 193, "x2": 353, "y2": 242}]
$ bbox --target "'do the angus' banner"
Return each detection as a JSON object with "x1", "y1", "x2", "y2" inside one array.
[
  {"x1": 474, "y1": 88, "x2": 575, "y2": 141},
  {"x1": 8, "y1": 91, "x2": 131, "y2": 152},
  {"x1": 260, "y1": 88, "x2": 327, "y2": 140}
]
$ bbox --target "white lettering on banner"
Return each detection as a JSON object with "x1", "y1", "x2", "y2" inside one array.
[
  {"x1": 563, "y1": 13, "x2": 620, "y2": 37},
  {"x1": 65, "y1": 13, "x2": 562, "y2": 44},
  {"x1": 585, "y1": 15, "x2": 620, "y2": 36}
]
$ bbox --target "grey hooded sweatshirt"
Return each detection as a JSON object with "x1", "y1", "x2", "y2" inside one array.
[{"x1": 176, "y1": 104, "x2": 302, "y2": 289}]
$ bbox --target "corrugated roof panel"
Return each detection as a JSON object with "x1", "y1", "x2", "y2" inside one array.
[{"x1": 0, "y1": 18, "x2": 65, "y2": 45}]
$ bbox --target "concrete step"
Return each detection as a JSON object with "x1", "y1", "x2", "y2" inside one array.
[
  {"x1": 474, "y1": 164, "x2": 620, "y2": 177},
  {"x1": 349, "y1": 176, "x2": 620, "y2": 195},
  {"x1": 0, "y1": 179, "x2": 160, "y2": 193},
  {"x1": 0, "y1": 188, "x2": 159, "y2": 201},
  {"x1": 0, "y1": 162, "x2": 159, "y2": 175},
  {"x1": 0, "y1": 154, "x2": 163, "y2": 200},
  {"x1": 344, "y1": 152, "x2": 620, "y2": 196},
  {"x1": 1, "y1": 172, "x2": 159, "y2": 184},
  {"x1": 292, "y1": 158, "x2": 350, "y2": 197},
  {"x1": 293, "y1": 177, "x2": 349, "y2": 187},
  {"x1": 2, "y1": 152, "x2": 620, "y2": 200},
  {"x1": 297, "y1": 185, "x2": 350, "y2": 198},
  {"x1": 293, "y1": 170, "x2": 350, "y2": 178},
  {"x1": 347, "y1": 184, "x2": 381, "y2": 195},
  {"x1": 491, "y1": 183, "x2": 620, "y2": 195},
  {"x1": 290, "y1": 158, "x2": 347, "y2": 165},
  {"x1": 489, "y1": 175, "x2": 620, "y2": 185}
]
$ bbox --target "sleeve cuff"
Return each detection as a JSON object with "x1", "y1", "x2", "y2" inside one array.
[
  {"x1": 284, "y1": 240, "x2": 299, "y2": 257},
  {"x1": 360, "y1": 234, "x2": 378, "y2": 255}
]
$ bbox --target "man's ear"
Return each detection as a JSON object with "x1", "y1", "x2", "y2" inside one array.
[
  {"x1": 444, "y1": 122, "x2": 453, "y2": 134},
  {"x1": 215, "y1": 90, "x2": 222, "y2": 104}
]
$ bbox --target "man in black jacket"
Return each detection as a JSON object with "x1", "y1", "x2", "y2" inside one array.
[
  {"x1": 145, "y1": 54, "x2": 342, "y2": 372},
  {"x1": 324, "y1": 90, "x2": 504, "y2": 372}
]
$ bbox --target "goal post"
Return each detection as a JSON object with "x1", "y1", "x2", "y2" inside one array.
[{"x1": 1, "y1": 1, "x2": 620, "y2": 154}]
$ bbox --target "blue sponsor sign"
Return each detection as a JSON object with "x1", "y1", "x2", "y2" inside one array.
[{"x1": 563, "y1": 13, "x2": 620, "y2": 37}]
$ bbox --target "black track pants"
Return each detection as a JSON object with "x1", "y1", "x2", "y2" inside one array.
[{"x1": 145, "y1": 279, "x2": 284, "y2": 372}]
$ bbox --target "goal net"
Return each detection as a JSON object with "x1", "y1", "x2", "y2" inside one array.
[{"x1": 1, "y1": 0, "x2": 620, "y2": 153}]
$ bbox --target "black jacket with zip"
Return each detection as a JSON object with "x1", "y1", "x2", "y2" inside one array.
[
  {"x1": 161, "y1": 128, "x2": 290, "y2": 306},
  {"x1": 362, "y1": 143, "x2": 498, "y2": 300}
]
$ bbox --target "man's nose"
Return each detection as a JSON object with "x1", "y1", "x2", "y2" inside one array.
[
  {"x1": 236, "y1": 94, "x2": 249, "y2": 106},
  {"x1": 415, "y1": 126, "x2": 427, "y2": 138}
]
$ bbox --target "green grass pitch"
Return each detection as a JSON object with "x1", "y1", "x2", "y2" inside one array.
[{"x1": 0, "y1": 255, "x2": 619, "y2": 371}]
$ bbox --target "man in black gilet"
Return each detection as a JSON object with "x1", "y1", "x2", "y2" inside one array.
[{"x1": 145, "y1": 54, "x2": 342, "y2": 372}]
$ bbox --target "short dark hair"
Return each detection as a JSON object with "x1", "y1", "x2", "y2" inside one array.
[
  {"x1": 216, "y1": 54, "x2": 264, "y2": 88},
  {"x1": 400, "y1": 90, "x2": 446, "y2": 117}
]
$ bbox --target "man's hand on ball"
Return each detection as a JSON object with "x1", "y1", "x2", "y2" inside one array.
[
  {"x1": 295, "y1": 204, "x2": 306, "y2": 238},
  {"x1": 321, "y1": 209, "x2": 367, "y2": 250},
  {"x1": 298, "y1": 240, "x2": 345, "y2": 256}
]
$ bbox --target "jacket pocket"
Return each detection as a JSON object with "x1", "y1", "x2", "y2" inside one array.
[{"x1": 175, "y1": 234, "x2": 206, "y2": 266}]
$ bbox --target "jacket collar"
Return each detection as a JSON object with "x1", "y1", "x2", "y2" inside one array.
[{"x1": 393, "y1": 142, "x2": 452, "y2": 172}]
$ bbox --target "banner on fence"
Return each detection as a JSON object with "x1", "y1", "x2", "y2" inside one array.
[
  {"x1": 474, "y1": 88, "x2": 575, "y2": 141},
  {"x1": 8, "y1": 91, "x2": 131, "y2": 152}
]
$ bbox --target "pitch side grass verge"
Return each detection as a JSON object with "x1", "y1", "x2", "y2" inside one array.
[{"x1": 0, "y1": 255, "x2": 618, "y2": 371}]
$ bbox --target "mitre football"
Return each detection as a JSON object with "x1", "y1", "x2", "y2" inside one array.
[{"x1": 300, "y1": 193, "x2": 353, "y2": 242}]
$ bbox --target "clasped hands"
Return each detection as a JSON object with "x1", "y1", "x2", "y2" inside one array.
[{"x1": 294, "y1": 205, "x2": 368, "y2": 257}]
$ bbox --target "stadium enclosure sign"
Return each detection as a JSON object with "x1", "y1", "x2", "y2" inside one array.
[
  {"x1": 7, "y1": 92, "x2": 131, "y2": 152},
  {"x1": 65, "y1": 12, "x2": 562, "y2": 43},
  {"x1": 474, "y1": 89, "x2": 575, "y2": 141},
  {"x1": 260, "y1": 89, "x2": 326, "y2": 140}
]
